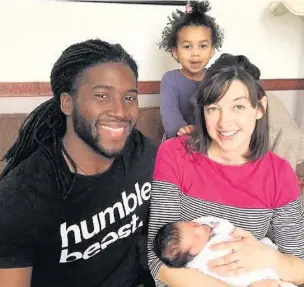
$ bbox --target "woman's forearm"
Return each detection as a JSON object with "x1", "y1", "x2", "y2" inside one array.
[
  {"x1": 158, "y1": 265, "x2": 232, "y2": 287},
  {"x1": 273, "y1": 252, "x2": 304, "y2": 285}
]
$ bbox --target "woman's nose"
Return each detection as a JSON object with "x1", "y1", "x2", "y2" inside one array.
[{"x1": 217, "y1": 109, "x2": 234, "y2": 127}]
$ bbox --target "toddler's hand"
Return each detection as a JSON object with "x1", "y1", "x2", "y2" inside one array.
[{"x1": 177, "y1": 125, "x2": 195, "y2": 136}]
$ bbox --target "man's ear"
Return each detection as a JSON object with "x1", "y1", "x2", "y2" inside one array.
[
  {"x1": 256, "y1": 96, "x2": 268, "y2": 120},
  {"x1": 60, "y1": 92, "x2": 74, "y2": 116}
]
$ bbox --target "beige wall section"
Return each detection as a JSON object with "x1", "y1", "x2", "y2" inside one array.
[
  {"x1": 1, "y1": 0, "x2": 303, "y2": 81},
  {"x1": 0, "y1": 0, "x2": 303, "y2": 125}
]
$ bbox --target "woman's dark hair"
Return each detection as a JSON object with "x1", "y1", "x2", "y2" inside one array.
[
  {"x1": 0, "y1": 39, "x2": 138, "y2": 198},
  {"x1": 159, "y1": 0, "x2": 224, "y2": 52},
  {"x1": 189, "y1": 53, "x2": 269, "y2": 161}
]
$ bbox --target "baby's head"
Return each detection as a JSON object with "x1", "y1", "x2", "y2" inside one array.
[{"x1": 154, "y1": 221, "x2": 213, "y2": 268}]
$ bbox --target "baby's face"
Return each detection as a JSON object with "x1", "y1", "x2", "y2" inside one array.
[{"x1": 177, "y1": 222, "x2": 213, "y2": 256}]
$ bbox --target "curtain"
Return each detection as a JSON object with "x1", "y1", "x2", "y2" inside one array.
[{"x1": 268, "y1": 0, "x2": 304, "y2": 20}]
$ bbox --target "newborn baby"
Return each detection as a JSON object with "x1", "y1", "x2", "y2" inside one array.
[{"x1": 154, "y1": 216, "x2": 295, "y2": 287}]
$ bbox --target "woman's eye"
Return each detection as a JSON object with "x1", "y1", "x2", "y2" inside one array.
[
  {"x1": 235, "y1": 105, "x2": 245, "y2": 110},
  {"x1": 207, "y1": 107, "x2": 218, "y2": 112}
]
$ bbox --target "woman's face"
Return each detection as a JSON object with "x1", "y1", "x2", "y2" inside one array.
[{"x1": 204, "y1": 80, "x2": 266, "y2": 159}]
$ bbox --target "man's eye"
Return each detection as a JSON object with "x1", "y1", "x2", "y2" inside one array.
[
  {"x1": 96, "y1": 94, "x2": 107, "y2": 98},
  {"x1": 95, "y1": 94, "x2": 109, "y2": 101},
  {"x1": 125, "y1": 96, "x2": 137, "y2": 101}
]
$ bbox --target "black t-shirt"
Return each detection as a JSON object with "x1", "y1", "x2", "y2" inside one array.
[{"x1": 0, "y1": 130, "x2": 157, "y2": 287}]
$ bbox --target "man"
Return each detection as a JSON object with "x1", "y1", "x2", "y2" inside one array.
[{"x1": 0, "y1": 39, "x2": 156, "y2": 287}]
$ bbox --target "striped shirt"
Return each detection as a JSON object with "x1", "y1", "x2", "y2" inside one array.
[{"x1": 147, "y1": 137, "x2": 304, "y2": 281}]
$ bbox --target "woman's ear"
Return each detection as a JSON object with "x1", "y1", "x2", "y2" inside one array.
[
  {"x1": 60, "y1": 92, "x2": 73, "y2": 116},
  {"x1": 256, "y1": 96, "x2": 268, "y2": 120}
]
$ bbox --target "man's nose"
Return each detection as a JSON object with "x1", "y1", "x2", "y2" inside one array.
[{"x1": 108, "y1": 98, "x2": 129, "y2": 119}]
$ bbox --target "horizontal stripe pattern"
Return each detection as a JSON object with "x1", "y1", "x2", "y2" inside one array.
[
  {"x1": 147, "y1": 181, "x2": 304, "y2": 281},
  {"x1": 272, "y1": 198, "x2": 304, "y2": 258},
  {"x1": 180, "y1": 193, "x2": 273, "y2": 240},
  {"x1": 147, "y1": 181, "x2": 181, "y2": 280}
]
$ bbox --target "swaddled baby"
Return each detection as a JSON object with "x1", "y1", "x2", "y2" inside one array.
[{"x1": 154, "y1": 216, "x2": 295, "y2": 287}]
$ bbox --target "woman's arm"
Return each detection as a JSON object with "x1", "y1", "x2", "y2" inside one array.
[
  {"x1": 147, "y1": 142, "x2": 232, "y2": 287},
  {"x1": 271, "y1": 251, "x2": 304, "y2": 285},
  {"x1": 158, "y1": 265, "x2": 232, "y2": 287},
  {"x1": 147, "y1": 180, "x2": 181, "y2": 279},
  {"x1": 148, "y1": 181, "x2": 232, "y2": 287},
  {"x1": 270, "y1": 161, "x2": 304, "y2": 284},
  {"x1": 208, "y1": 161, "x2": 304, "y2": 285},
  {"x1": 160, "y1": 72, "x2": 188, "y2": 138}
]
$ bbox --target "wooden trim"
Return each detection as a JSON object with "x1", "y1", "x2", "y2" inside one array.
[
  {"x1": 0, "y1": 79, "x2": 303, "y2": 97},
  {"x1": 261, "y1": 79, "x2": 304, "y2": 91}
]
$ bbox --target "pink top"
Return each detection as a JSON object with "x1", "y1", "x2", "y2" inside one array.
[{"x1": 148, "y1": 136, "x2": 304, "y2": 281}]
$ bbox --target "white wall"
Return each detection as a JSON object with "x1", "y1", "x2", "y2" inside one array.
[{"x1": 0, "y1": 0, "x2": 303, "y2": 126}]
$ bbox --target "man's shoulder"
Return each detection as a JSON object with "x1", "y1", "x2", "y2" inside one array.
[
  {"x1": 129, "y1": 129, "x2": 157, "y2": 158},
  {"x1": 0, "y1": 148, "x2": 54, "y2": 192},
  {"x1": 123, "y1": 130, "x2": 158, "y2": 177},
  {"x1": 0, "y1": 149, "x2": 57, "y2": 227}
]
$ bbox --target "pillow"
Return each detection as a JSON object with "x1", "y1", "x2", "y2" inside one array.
[{"x1": 267, "y1": 92, "x2": 304, "y2": 169}]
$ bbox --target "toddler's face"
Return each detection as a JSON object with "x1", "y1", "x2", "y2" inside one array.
[
  {"x1": 177, "y1": 221, "x2": 213, "y2": 256},
  {"x1": 172, "y1": 26, "x2": 214, "y2": 78}
]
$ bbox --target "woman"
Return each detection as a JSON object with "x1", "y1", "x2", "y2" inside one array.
[{"x1": 147, "y1": 54, "x2": 304, "y2": 287}]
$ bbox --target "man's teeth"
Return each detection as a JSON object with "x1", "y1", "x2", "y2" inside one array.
[
  {"x1": 101, "y1": 125, "x2": 124, "y2": 132},
  {"x1": 219, "y1": 131, "x2": 238, "y2": 136}
]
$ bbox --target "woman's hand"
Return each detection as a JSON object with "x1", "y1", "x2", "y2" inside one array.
[
  {"x1": 208, "y1": 228, "x2": 278, "y2": 277},
  {"x1": 177, "y1": 125, "x2": 195, "y2": 136},
  {"x1": 249, "y1": 279, "x2": 279, "y2": 287}
]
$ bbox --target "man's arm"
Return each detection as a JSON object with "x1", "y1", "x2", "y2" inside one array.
[
  {"x1": 0, "y1": 176, "x2": 36, "y2": 287},
  {"x1": 0, "y1": 267, "x2": 32, "y2": 287}
]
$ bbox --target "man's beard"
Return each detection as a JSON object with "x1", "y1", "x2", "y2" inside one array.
[{"x1": 72, "y1": 106, "x2": 134, "y2": 159}]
